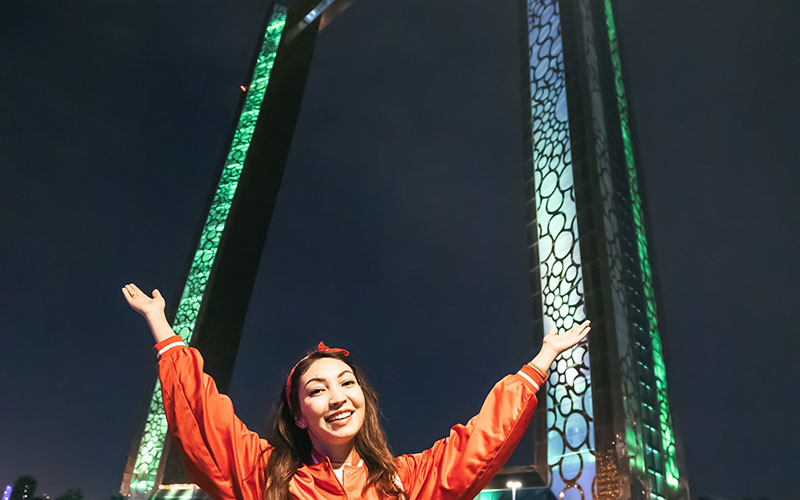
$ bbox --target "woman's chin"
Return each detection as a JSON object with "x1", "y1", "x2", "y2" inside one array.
[
  {"x1": 323, "y1": 425, "x2": 359, "y2": 443},
  {"x1": 315, "y1": 416, "x2": 364, "y2": 445}
]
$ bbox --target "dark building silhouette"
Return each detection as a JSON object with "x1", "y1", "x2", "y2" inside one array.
[
  {"x1": 53, "y1": 489, "x2": 82, "y2": 500},
  {"x1": 10, "y1": 477, "x2": 36, "y2": 500}
]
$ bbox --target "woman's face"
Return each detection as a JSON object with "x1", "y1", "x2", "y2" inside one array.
[{"x1": 295, "y1": 357, "x2": 366, "y2": 447}]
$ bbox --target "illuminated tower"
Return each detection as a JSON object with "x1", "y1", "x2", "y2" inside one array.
[
  {"x1": 119, "y1": 1, "x2": 355, "y2": 498},
  {"x1": 520, "y1": 1, "x2": 689, "y2": 499}
]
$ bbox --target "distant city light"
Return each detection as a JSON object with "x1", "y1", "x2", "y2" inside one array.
[
  {"x1": 506, "y1": 480, "x2": 522, "y2": 500},
  {"x1": 2, "y1": 485, "x2": 11, "y2": 500},
  {"x1": 240, "y1": 85, "x2": 247, "y2": 91}
]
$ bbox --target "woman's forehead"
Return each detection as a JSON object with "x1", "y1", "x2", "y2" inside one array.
[{"x1": 299, "y1": 357, "x2": 353, "y2": 383}]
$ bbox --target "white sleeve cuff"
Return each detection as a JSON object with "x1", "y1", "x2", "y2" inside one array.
[
  {"x1": 517, "y1": 370, "x2": 540, "y2": 391},
  {"x1": 157, "y1": 341, "x2": 184, "y2": 359}
]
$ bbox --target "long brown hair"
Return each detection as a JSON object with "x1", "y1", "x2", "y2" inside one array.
[{"x1": 263, "y1": 351, "x2": 406, "y2": 499}]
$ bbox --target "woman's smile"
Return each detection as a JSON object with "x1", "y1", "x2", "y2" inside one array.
[{"x1": 325, "y1": 409, "x2": 354, "y2": 423}]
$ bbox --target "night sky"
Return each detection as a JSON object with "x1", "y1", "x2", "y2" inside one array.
[{"x1": 1, "y1": 1, "x2": 798, "y2": 500}]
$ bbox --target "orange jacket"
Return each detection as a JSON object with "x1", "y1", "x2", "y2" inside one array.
[{"x1": 155, "y1": 336, "x2": 545, "y2": 500}]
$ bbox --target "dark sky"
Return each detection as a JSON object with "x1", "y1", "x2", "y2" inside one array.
[{"x1": 1, "y1": 1, "x2": 798, "y2": 500}]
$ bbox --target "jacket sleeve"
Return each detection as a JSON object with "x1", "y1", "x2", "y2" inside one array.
[
  {"x1": 156, "y1": 335, "x2": 270, "y2": 500},
  {"x1": 394, "y1": 364, "x2": 546, "y2": 500}
]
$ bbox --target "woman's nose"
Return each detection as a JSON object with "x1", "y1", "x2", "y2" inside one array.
[{"x1": 328, "y1": 387, "x2": 346, "y2": 406}]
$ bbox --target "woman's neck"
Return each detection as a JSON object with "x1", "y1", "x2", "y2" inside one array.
[{"x1": 311, "y1": 441, "x2": 357, "y2": 465}]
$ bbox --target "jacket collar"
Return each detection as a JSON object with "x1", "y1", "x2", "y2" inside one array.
[{"x1": 310, "y1": 448, "x2": 364, "y2": 468}]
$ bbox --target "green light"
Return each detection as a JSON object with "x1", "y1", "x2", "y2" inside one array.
[
  {"x1": 127, "y1": 5, "x2": 288, "y2": 495},
  {"x1": 474, "y1": 491, "x2": 504, "y2": 500},
  {"x1": 626, "y1": 427, "x2": 644, "y2": 472},
  {"x1": 603, "y1": 0, "x2": 679, "y2": 489},
  {"x1": 475, "y1": 488, "x2": 547, "y2": 500}
]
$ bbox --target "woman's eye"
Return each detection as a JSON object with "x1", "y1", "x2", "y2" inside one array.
[
  {"x1": 310, "y1": 388, "x2": 324, "y2": 395},
  {"x1": 342, "y1": 380, "x2": 355, "y2": 387}
]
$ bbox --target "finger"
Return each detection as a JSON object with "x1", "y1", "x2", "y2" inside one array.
[
  {"x1": 573, "y1": 320, "x2": 591, "y2": 334},
  {"x1": 152, "y1": 289, "x2": 161, "y2": 299},
  {"x1": 122, "y1": 287, "x2": 134, "y2": 304},
  {"x1": 126, "y1": 284, "x2": 144, "y2": 300}
]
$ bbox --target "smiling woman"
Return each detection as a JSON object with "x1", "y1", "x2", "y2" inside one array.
[
  {"x1": 121, "y1": 283, "x2": 590, "y2": 500},
  {"x1": 265, "y1": 347, "x2": 402, "y2": 499}
]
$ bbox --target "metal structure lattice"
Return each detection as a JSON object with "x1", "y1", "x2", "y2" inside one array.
[
  {"x1": 603, "y1": 0, "x2": 679, "y2": 493},
  {"x1": 575, "y1": 0, "x2": 657, "y2": 495},
  {"x1": 127, "y1": 5, "x2": 288, "y2": 495},
  {"x1": 526, "y1": 1, "x2": 595, "y2": 498},
  {"x1": 574, "y1": 0, "x2": 632, "y2": 496}
]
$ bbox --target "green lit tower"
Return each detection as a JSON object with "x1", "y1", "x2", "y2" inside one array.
[
  {"x1": 119, "y1": 1, "x2": 355, "y2": 498},
  {"x1": 519, "y1": 0, "x2": 689, "y2": 499}
]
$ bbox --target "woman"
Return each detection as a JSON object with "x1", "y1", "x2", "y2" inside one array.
[{"x1": 122, "y1": 283, "x2": 590, "y2": 500}]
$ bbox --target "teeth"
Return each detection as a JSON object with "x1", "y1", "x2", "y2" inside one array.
[{"x1": 328, "y1": 411, "x2": 353, "y2": 422}]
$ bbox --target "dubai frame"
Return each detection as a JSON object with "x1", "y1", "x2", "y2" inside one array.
[{"x1": 120, "y1": 1, "x2": 690, "y2": 499}]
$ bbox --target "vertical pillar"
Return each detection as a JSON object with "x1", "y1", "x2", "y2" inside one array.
[
  {"x1": 120, "y1": 2, "x2": 322, "y2": 496},
  {"x1": 522, "y1": 2, "x2": 596, "y2": 498}
]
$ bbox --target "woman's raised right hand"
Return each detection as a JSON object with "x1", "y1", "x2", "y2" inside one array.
[{"x1": 122, "y1": 283, "x2": 165, "y2": 318}]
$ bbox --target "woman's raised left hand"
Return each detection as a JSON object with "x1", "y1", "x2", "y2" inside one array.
[
  {"x1": 122, "y1": 283, "x2": 165, "y2": 319},
  {"x1": 542, "y1": 320, "x2": 591, "y2": 355}
]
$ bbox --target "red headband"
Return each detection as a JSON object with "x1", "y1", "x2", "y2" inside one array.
[{"x1": 285, "y1": 341, "x2": 350, "y2": 410}]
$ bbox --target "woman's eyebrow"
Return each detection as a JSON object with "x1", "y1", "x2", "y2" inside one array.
[
  {"x1": 303, "y1": 370, "x2": 354, "y2": 388},
  {"x1": 304, "y1": 377, "x2": 326, "y2": 387}
]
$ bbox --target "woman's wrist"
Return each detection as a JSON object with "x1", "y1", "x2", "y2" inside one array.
[
  {"x1": 144, "y1": 309, "x2": 167, "y2": 324},
  {"x1": 145, "y1": 310, "x2": 174, "y2": 343},
  {"x1": 529, "y1": 343, "x2": 558, "y2": 375}
]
